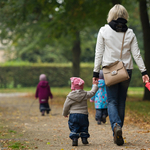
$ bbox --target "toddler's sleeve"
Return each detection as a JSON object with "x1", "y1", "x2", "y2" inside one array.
[
  {"x1": 62, "y1": 97, "x2": 71, "y2": 116},
  {"x1": 90, "y1": 96, "x2": 95, "y2": 102},
  {"x1": 48, "y1": 85, "x2": 53, "y2": 99},
  {"x1": 88, "y1": 84, "x2": 97, "y2": 101}
]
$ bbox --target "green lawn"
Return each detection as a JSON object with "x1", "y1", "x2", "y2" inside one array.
[
  {"x1": 0, "y1": 86, "x2": 145, "y2": 99},
  {"x1": 0, "y1": 86, "x2": 144, "y2": 96},
  {"x1": 128, "y1": 87, "x2": 144, "y2": 98}
]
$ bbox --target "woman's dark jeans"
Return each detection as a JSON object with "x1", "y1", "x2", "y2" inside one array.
[{"x1": 106, "y1": 70, "x2": 132, "y2": 132}]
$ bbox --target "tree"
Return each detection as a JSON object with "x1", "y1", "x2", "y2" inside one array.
[
  {"x1": 111, "y1": 0, "x2": 121, "y2": 5},
  {"x1": 139, "y1": 0, "x2": 150, "y2": 100},
  {"x1": 0, "y1": 0, "x2": 112, "y2": 77}
]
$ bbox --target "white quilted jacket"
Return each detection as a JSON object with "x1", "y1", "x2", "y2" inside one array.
[{"x1": 94, "y1": 24, "x2": 146, "y2": 73}]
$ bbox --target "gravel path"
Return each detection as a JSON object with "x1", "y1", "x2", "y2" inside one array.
[{"x1": 0, "y1": 95, "x2": 150, "y2": 150}]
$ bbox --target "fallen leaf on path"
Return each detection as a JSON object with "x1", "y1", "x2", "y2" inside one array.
[
  {"x1": 25, "y1": 141, "x2": 30, "y2": 143},
  {"x1": 124, "y1": 139, "x2": 127, "y2": 143},
  {"x1": 137, "y1": 130, "x2": 150, "y2": 133}
]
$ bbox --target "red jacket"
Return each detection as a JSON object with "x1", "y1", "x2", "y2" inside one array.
[
  {"x1": 145, "y1": 82, "x2": 150, "y2": 91},
  {"x1": 35, "y1": 81, "x2": 53, "y2": 104}
]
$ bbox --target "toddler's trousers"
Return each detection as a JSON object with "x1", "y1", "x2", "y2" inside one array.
[
  {"x1": 68, "y1": 113, "x2": 90, "y2": 139},
  {"x1": 95, "y1": 108, "x2": 108, "y2": 121}
]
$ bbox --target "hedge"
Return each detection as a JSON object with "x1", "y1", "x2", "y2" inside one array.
[{"x1": 0, "y1": 63, "x2": 144, "y2": 88}]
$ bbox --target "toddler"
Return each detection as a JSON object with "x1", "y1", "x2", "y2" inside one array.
[
  {"x1": 90, "y1": 70, "x2": 108, "y2": 125},
  {"x1": 35, "y1": 74, "x2": 53, "y2": 116},
  {"x1": 62, "y1": 77, "x2": 98, "y2": 146},
  {"x1": 145, "y1": 82, "x2": 150, "y2": 91}
]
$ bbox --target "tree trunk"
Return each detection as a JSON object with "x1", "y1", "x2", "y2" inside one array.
[
  {"x1": 111, "y1": 0, "x2": 121, "y2": 5},
  {"x1": 72, "y1": 31, "x2": 81, "y2": 77},
  {"x1": 139, "y1": 0, "x2": 150, "y2": 100}
]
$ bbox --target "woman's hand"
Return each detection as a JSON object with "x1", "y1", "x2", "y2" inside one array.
[
  {"x1": 93, "y1": 77, "x2": 99, "y2": 85},
  {"x1": 142, "y1": 75, "x2": 149, "y2": 83}
]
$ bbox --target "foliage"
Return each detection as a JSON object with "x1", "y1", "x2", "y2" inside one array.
[
  {"x1": 80, "y1": 28, "x2": 97, "y2": 62},
  {"x1": 0, "y1": 63, "x2": 93, "y2": 88},
  {"x1": 0, "y1": 63, "x2": 144, "y2": 88},
  {"x1": 0, "y1": 0, "x2": 112, "y2": 63},
  {"x1": 129, "y1": 65, "x2": 144, "y2": 87},
  {"x1": 122, "y1": 0, "x2": 144, "y2": 57}
]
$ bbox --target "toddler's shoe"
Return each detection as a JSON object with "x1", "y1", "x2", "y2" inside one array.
[
  {"x1": 97, "y1": 120, "x2": 101, "y2": 125},
  {"x1": 46, "y1": 111, "x2": 49, "y2": 114},
  {"x1": 102, "y1": 115, "x2": 106, "y2": 123},
  {"x1": 81, "y1": 138, "x2": 89, "y2": 144},
  {"x1": 41, "y1": 111, "x2": 45, "y2": 116},
  {"x1": 72, "y1": 138, "x2": 78, "y2": 146}
]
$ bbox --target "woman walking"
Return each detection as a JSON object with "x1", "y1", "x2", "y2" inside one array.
[{"x1": 93, "y1": 4, "x2": 149, "y2": 146}]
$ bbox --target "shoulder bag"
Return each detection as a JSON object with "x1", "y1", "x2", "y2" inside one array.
[{"x1": 103, "y1": 32, "x2": 130, "y2": 86}]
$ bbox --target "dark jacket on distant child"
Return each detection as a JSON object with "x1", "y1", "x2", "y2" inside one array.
[
  {"x1": 35, "y1": 80, "x2": 53, "y2": 104},
  {"x1": 35, "y1": 74, "x2": 53, "y2": 115}
]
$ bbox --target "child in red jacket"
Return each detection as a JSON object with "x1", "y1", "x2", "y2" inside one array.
[
  {"x1": 35, "y1": 74, "x2": 53, "y2": 116},
  {"x1": 145, "y1": 82, "x2": 150, "y2": 91}
]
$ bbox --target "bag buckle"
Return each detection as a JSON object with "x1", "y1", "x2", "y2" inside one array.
[{"x1": 111, "y1": 70, "x2": 117, "y2": 76}]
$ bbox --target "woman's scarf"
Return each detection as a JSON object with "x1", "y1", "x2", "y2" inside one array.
[{"x1": 109, "y1": 18, "x2": 128, "y2": 32}]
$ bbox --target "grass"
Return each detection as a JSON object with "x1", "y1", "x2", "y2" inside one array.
[
  {"x1": 0, "y1": 87, "x2": 91, "y2": 96},
  {"x1": 0, "y1": 125, "x2": 32, "y2": 149},
  {"x1": 127, "y1": 87, "x2": 144, "y2": 98},
  {"x1": 0, "y1": 61, "x2": 94, "y2": 67},
  {"x1": 8, "y1": 142, "x2": 25, "y2": 149},
  {"x1": 126, "y1": 100, "x2": 150, "y2": 123},
  {"x1": 0, "y1": 61, "x2": 72, "y2": 67},
  {"x1": 0, "y1": 87, "x2": 36, "y2": 93},
  {"x1": 0, "y1": 86, "x2": 145, "y2": 99}
]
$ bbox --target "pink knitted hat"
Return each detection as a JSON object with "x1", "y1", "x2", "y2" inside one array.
[
  {"x1": 70, "y1": 77, "x2": 84, "y2": 90},
  {"x1": 39, "y1": 74, "x2": 47, "y2": 81}
]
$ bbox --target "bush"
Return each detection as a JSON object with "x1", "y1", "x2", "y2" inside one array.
[{"x1": 0, "y1": 63, "x2": 144, "y2": 88}]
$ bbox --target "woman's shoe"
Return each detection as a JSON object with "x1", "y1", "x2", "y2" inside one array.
[{"x1": 113, "y1": 123, "x2": 124, "y2": 146}]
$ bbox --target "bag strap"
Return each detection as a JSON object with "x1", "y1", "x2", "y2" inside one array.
[{"x1": 120, "y1": 32, "x2": 126, "y2": 59}]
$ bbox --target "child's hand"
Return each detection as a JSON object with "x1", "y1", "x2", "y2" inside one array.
[
  {"x1": 142, "y1": 75, "x2": 149, "y2": 83},
  {"x1": 93, "y1": 79, "x2": 98, "y2": 85},
  {"x1": 90, "y1": 99, "x2": 94, "y2": 102},
  {"x1": 93, "y1": 77, "x2": 98, "y2": 82},
  {"x1": 145, "y1": 82, "x2": 150, "y2": 91}
]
